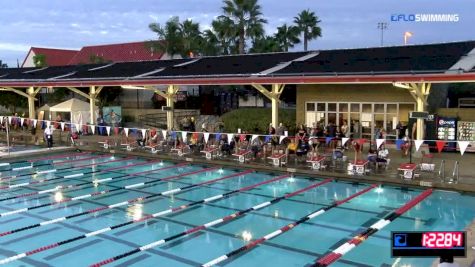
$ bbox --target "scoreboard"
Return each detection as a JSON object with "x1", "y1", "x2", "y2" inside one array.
[{"x1": 392, "y1": 231, "x2": 466, "y2": 257}]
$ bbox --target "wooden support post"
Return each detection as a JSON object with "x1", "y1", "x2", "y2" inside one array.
[
  {"x1": 27, "y1": 87, "x2": 35, "y2": 119},
  {"x1": 251, "y1": 84, "x2": 285, "y2": 128},
  {"x1": 89, "y1": 86, "x2": 96, "y2": 124}
]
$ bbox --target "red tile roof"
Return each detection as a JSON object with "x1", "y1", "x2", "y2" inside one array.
[
  {"x1": 22, "y1": 47, "x2": 79, "y2": 67},
  {"x1": 67, "y1": 41, "x2": 164, "y2": 65}
]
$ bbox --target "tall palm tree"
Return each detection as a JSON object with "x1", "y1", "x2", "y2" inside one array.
[
  {"x1": 211, "y1": 16, "x2": 238, "y2": 55},
  {"x1": 275, "y1": 24, "x2": 300, "y2": 52},
  {"x1": 294, "y1": 9, "x2": 322, "y2": 51},
  {"x1": 181, "y1": 19, "x2": 202, "y2": 57},
  {"x1": 249, "y1": 36, "x2": 282, "y2": 53},
  {"x1": 201, "y1": 29, "x2": 220, "y2": 56},
  {"x1": 222, "y1": 0, "x2": 267, "y2": 54},
  {"x1": 149, "y1": 16, "x2": 184, "y2": 58}
]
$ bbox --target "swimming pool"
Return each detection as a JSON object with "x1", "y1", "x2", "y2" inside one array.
[{"x1": 0, "y1": 151, "x2": 474, "y2": 266}]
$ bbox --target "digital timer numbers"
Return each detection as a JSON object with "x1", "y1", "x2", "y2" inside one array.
[{"x1": 422, "y1": 232, "x2": 463, "y2": 248}]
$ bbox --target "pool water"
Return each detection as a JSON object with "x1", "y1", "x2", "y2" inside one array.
[{"x1": 0, "y1": 152, "x2": 474, "y2": 267}]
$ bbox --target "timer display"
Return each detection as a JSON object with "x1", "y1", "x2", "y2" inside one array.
[{"x1": 392, "y1": 231, "x2": 466, "y2": 257}]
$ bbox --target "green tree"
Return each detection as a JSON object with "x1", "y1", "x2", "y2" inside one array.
[
  {"x1": 0, "y1": 92, "x2": 27, "y2": 113},
  {"x1": 0, "y1": 60, "x2": 7, "y2": 68},
  {"x1": 149, "y1": 16, "x2": 184, "y2": 57},
  {"x1": 222, "y1": 0, "x2": 267, "y2": 54},
  {"x1": 294, "y1": 9, "x2": 322, "y2": 51},
  {"x1": 275, "y1": 24, "x2": 300, "y2": 52},
  {"x1": 97, "y1": 87, "x2": 122, "y2": 108},
  {"x1": 33, "y1": 54, "x2": 47, "y2": 67},
  {"x1": 249, "y1": 36, "x2": 282, "y2": 53},
  {"x1": 211, "y1": 16, "x2": 238, "y2": 55},
  {"x1": 180, "y1": 19, "x2": 203, "y2": 57},
  {"x1": 89, "y1": 55, "x2": 110, "y2": 64},
  {"x1": 201, "y1": 29, "x2": 220, "y2": 56}
]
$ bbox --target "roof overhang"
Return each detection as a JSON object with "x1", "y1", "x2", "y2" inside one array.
[{"x1": 1, "y1": 72, "x2": 475, "y2": 87}]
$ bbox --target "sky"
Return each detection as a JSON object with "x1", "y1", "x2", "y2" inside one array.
[{"x1": 1, "y1": 0, "x2": 474, "y2": 67}]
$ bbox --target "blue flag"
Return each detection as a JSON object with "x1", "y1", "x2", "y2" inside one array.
[
  {"x1": 131, "y1": 128, "x2": 137, "y2": 134},
  {"x1": 171, "y1": 131, "x2": 177, "y2": 139},
  {"x1": 264, "y1": 135, "x2": 271, "y2": 143},
  {"x1": 325, "y1": 137, "x2": 332, "y2": 145},
  {"x1": 215, "y1": 133, "x2": 221, "y2": 141},
  {"x1": 395, "y1": 139, "x2": 404, "y2": 150}
]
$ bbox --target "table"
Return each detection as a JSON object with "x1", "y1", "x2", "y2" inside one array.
[
  {"x1": 350, "y1": 160, "x2": 369, "y2": 175},
  {"x1": 268, "y1": 153, "x2": 286, "y2": 167},
  {"x1": 398, "y1": 163, "x2": 417, "y2": 180},
  {"x1": 307, "y1": 155, "x2": 325, "y2": 170}
]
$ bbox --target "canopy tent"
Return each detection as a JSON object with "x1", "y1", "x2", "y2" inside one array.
[{"x1": 50, "y1": 99, "x2": 97, "y2": 128}]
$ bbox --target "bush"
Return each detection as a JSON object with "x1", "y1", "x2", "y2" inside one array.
[{"x1": 220, "y1": 108, "x2": 296, "y2": 134}]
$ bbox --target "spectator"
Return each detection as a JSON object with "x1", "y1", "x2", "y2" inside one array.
[
  {"x1": 44, "y1": 125, "x2": 54, "y2": 148},
  {"x1": 276, "y1": 122, "x2": 285, "y2": 136},
  {"x1": 352, "y1": 120, "x2": 361, "y2": 139}
]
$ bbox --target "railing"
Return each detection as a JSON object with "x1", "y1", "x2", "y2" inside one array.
[
  {"x1": 438, "y1": 159, "x2": 445, "y2": 182},
  {"x1": 448, "y1": 161, "x2": 459, "y2": 184}
]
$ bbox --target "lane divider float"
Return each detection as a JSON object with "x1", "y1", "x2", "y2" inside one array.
[
  {"x1": 89, "y1": 178, "x2": 333, "y2": 267},
  {"x1": 313, "y1": 189, "x2": 433, "y2": 267}
]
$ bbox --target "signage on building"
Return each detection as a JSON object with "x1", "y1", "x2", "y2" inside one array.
[{"x1": 154, "y1": 92, "x2": 187, "y2": 101}]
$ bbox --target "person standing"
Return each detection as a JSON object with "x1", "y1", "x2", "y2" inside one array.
[
  {"x1": 44, "y1": 125, "x2": 54, "y2": 148},
  {"x1": 353, "y1": 120, "x2": 361, "y2": 139}
]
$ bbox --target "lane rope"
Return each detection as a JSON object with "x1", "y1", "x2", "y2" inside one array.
[
  {"x1": 0, "y1": 169, "x2": 259, "y2": 265},
  {"x1": 89, "y1": 178, "x2": 333, "y2": 267},
  {"x1": 201, "y1": 184, "x2": 379, "y2": 267},
  {"x1": 313, "y1": 189, "x2": 433, "y2": 267}
]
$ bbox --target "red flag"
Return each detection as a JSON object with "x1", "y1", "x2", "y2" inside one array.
[
  {"x1": 192, "y1": 132, "x2": 199, "y2": 139},
  {"x1": 239, "y1": 134, "x2": 246, "y2": 142},
  {"x1": 114, "y1": 127, "x2": 120, "y2": 135},
  {"x1": 436, "y1": 140, "x2": 446, "y2": 153},
  {"x1": 357, "y1": 138, "x2": 366, "y2": 146}
]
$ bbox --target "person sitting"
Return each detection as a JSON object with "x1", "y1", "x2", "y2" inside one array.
[
  {"x1": 286, "y1": 138, "x2": 298, "y2": 162},
  {"x1": 149, "y1": 129, "x2": 158, "y2": 144},
  {"x1": 251, "y1": 137, "x2": 263, "y2": 160},
  {"x1": 136, "y1": 131, "x2": 146, "y2": 147}
]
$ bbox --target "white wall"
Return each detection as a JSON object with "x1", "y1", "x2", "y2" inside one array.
[{"x1": 21, "y1": 50, "x2": 36, "y2": 68}]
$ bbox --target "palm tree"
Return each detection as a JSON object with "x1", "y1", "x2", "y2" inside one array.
[
  {"x1": 181, "y1": 19, "x2": 202, "y2": 57},
  {"x1": 275, "y1": 24, "x2": 300, "y2": 52},
  {"x1": 294, "y1": 9, "x2": 322, "y2": 51},
  {"x1": 249, "y1": 36, "x2": 282, "y2": 53},
  {"x1": 149, "y1": 16, "x2": 184, "y2": 58},
  {"x1": 201, "y1": 29, "x2": 220, "y2": 56},
  {"x1": 212, "y1": 16, "x2": 238, "y2": 55},
  {"x1": 222, "y1": 0, "x2": 267, "y2": 54}
]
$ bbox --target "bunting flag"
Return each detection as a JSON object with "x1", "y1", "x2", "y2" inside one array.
[
  {"x1": 436, "y1": 140, "x2": 446, "y2": 153},
  {"x1": 141, "y1": 129, "x2": 146, "y2": 138},
  {"x1": 46, "y1": 121, "x2": 51, "y2": 128},
  {"x1": 33, "y1": 119, "x2": 37, "y2": 128},
  {"x1": 414, "y1": 140, "x2": 424, "y2": 152},
  {"x1": 60, "y1": 122, "x2": 65, "y2": 131},
  {"x1": 239, "y1": 134, "x2": 246, "y2": 142},
  {"x1": 106, "y1": 126, "x2": 111, "y2": 136},
  {"x1": 215, "y1": 133, "x2": 221, "y2": 141},
  {"x1": 181, "y1": 131, "x2": 187, "y2": 142},
  {"x1": 83, "y1": 125, "x2": 89, "y2": 133},
  {"x1": 8, "y1": 116, "x2": 12, "y2": 124},
  {"x1": 284, "y1": 131, "x2": 288, "y2": 137},
  {"x1": 228, "y1": 133, "x2": 234, "y2": 142},
  {"x1": 237, "y1": 128, "x2": 241, "y2": 134},
  {"x1": 325, "y1": 137, "x2": 332, "y2": 145},
  {"x1": 264, "y1": 135, "x2": 271, "y2": 143},
  {"x1": 74, "y1": 124, "x2": 80, "y2": 132},
  {"x1": 342, "y1": 137, "x2": 349, "y2": 146},
  {"x1": 357, "y1": 138, "x2": 366, "y2": 146},
  {"x1": 90, "y1": 125, "x2": 95, "y2": 135},
  {"x1": 131, "y1": 128, "x2": 137, "y2": 134},
  {"x1": 251, "y1": 135, "x2": 258, "y2": 142},
  {"x1": 171, "y1": 131, "x2": 176, "y2": 139},
  {"x1": 162, "y1": 130, "x2": 167, "y2": 139},
  {"x1": 458, "y1": 141, "x2": 470, "y2": 156},
  {"x1": 124, "y1": 128, "x2": 129, "y2": 137},
  {"x1": 0, "y1": 117, "x2": 3, "y2": 124},
  {"x1": 376, "y1": 139, "x2": 385, "y2": 149},
  {"x1": 395, "y1": 139, "x2": 404, "y2": 150},
  {"x1": 203, "y1": 132, "x2": 210, "y2": 143},
  {"x1": 279, "y1": 135, "x2": 286, "y2": 144},
  {"x1": 114, "y1": 127, "x2": 119, "y2": 135},
  {"x1": 20, "y1": 118, "x2": 24, "y2": 126}
]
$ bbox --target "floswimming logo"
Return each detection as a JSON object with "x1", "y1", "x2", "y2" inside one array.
[{"x1": 391, "y1": 14, "x2": 459, "y2": 22}]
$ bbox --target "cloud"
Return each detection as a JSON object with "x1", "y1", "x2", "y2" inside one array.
[{"x1": 0, "y1": 42, "x2": 31, "y2": 52}]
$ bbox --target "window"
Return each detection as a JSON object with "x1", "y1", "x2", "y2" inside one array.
[
  {"x1": 317, "y1": 103, "x2": 326, "y2": 111},
  {"x1": 306, "y1": 103, "x2": 315, "y2": 111},
  {"x1": 339, "y1": 103, "x2": 348, "y2": 112},
  {"x1": 328, "y1": 103, "x2": 337, "y2": 112},
  {"x1": 351, "y1": 103, "x2": 360, "y2": 112}
]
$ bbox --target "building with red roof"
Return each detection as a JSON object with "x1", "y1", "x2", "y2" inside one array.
[{"x1": 21, "y1": 47, "x2": 78, "y2": 68}]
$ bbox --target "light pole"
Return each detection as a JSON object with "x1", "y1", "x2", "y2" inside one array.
[{"x1": 377, "y1": 22, "x2": 388, "y2": 46}]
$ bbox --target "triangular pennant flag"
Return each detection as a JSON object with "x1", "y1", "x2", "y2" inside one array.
[
  {"x1": 264, "y1": 135, "x2": 271, "y2": 143},
  {"x1": 90, "y1": 125, "x2": 95, "y2": 134},
  {"x1": 414, "y1": 140, "x2": 424, "y2": 152},
  {"x1": 46, "y1": 121, "x2": 51, "y2": 128},
  {"x1": 8, "y1": 116, "x2": 12, "y2": 124},
  {"x1": 20, "y1": 118, "x2": 24, "y2": 126},
  {"x1": 171, "y1": 131, "x2": 176, "y2": 139},
  {"x1": 0, "y1": 117, "x2": 3, "y2": 124},
  {"x1": 376, "y1": 139, "x2": 385, "y2": 149},
  {"x1": 141, "y1": 129, "x2": 146, "y2": 138},
  {"x1": 33, "y1": 119, "x2": 37, "y2": 128},
  {"x1": 75, "y1": 124, "x2": 80, "y2": 132},
  {"x1": 458, "y1": 141, "x2": 470, "y2": 156},
  {"x1": 162, "y1": 130, "x2": 167, "y2": 139},
  {"x1": 251, "y1": 135, "x2": 258, "y2": 142},
  {"x1": 131, "y1": 128, "x2": 137, "y2": 134},
  {"x1": 239, "y1": 134, "x2": 246, "y2": 142},
  {"x1": 436, "y1": 140, "x2": 446, "y2": 153},
  {"x1": 124, "y1": 128, "x2": 129, "y2": 137},
  {"x1": 395, "y1": 139, "x2": 404, "y2": 150},
  {"x1": 284, "y1": 131, "x2": 288, "y2": 137},
  {"x1": 325, "y1": 137, "x2": 332, "y2": 145},
  {"x1": 181, "y1": 131, "x2": 187, "y2": 142},
  {"x1": 228, "y1": 133, "x2": 234, "y2": 142},
  {"x1": 203, "y1": 132, "x2": 210, "y2": 144},
  {"x1": 215, "y1": 133, "x2": 221, "y2": 141},
  {"x1": 106, "y1": 126, "x2": 111, "y2": 136},
  {"x1": 279, "y1": 135, "x2": 286, "y2": 144},
  {"x1": 60, "y1": 122, "x2": 65, "y2": 131},
  {"x1": 114, "y1": 127, "x2": 119, "y2": 135},
  {"x1": 342, "y1": 137, "x2": 349, "y2": 146}
]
